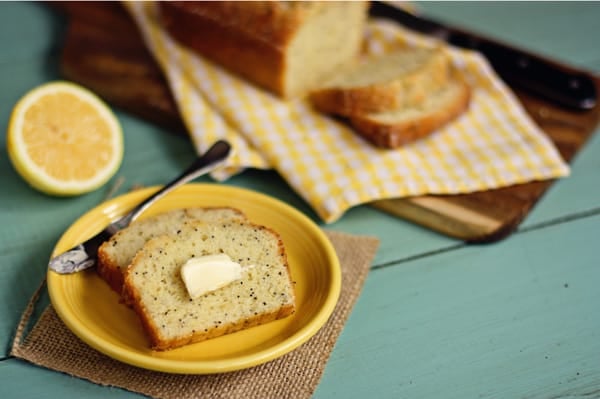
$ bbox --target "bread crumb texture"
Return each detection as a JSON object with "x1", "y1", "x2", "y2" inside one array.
[
  {"x1": 97, "y1": 207, "x2": 246, "y2": 293},
  {"x1": 309, "y1": 48, "x2": 450, "y2": 115},
  {"x1": 123, "y1": 220, "x2": 296, "y2": 351},
  {"x1": 350, "y1": 77, "x2": 471, "y2": 148}
]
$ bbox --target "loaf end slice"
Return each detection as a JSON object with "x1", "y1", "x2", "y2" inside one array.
[
  {"x1": 349, "y1": 77, "x2": 471, "y2": 148},
  {"x1": 309, "y1": 47, "x2": 450, "y2": 116},
  {"x1": 123, "y1": 221, "x2": 296, "y2": 351}
]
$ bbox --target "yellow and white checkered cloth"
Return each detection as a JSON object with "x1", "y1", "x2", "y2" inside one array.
[{"x1": 126, "y1": 2, "x2": 569, "y2": 223}]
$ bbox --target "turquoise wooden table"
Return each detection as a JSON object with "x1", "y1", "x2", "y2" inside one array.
[{"x1": 1, "y1": 2, "x2": 599, "y2": 398}]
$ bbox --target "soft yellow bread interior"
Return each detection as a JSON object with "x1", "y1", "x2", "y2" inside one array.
[
  {"x1": 349, "y1": 77, "x2": 471, "y2": 148},
  {"x1": 124, "y1": 221, "x2": 295, "y2": 350},
  {"x1": 323, "y1": 48, "x2": 446, "y2": 88},
  {"x1": 361, "y1": 78, "x2": 468, "y2": 124},
  {"x1": 309, "y1": 47, "x2": 451, "y2": 116},
  {"x1": 97, "y1": 207, "x2": 246, "y2": 293},
  {"x1": 285, "y1": 2, "x2": 368, "y2": 97}
]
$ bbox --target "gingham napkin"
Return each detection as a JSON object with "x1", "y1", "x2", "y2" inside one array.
[{"x1": 125, "y1": 2, "x2": 569, "y2": 223}]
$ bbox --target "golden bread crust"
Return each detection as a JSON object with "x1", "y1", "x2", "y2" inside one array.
[
  {"x1": 160, "y1": 1, "x2": 288, "y2": 96},
  {"x1": 161, "y1": 1, "x2": 318, "y2": 46},
  {"x1": 350, "y1": 78, "x2": 471, "y2": 148},
  {"x1": 127, "y1": 282, "x2": 294, "y2": 351},
  {"x1": 97, "y1": 250, "x2": 124, "y2": 294}
]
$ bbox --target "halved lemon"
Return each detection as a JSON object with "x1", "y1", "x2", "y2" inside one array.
[{"x1": 7, "y1": 81, "x2": 124, "y2": 196}]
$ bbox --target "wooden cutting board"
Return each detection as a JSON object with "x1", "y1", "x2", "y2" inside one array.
[{"x1": 51, "y1": 3, "x2": 600, "y2": 242}]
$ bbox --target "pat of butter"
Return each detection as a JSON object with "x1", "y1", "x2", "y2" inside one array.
[{"x1": 180, "y1": 254, "x2": 243, "y2": 299}]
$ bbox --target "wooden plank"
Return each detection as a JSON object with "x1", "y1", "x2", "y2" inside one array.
[
  {"x1": 523, "y1": 127, "x2": 600, "y2": 228},
  {"x1": 420, "y1": 2, "x2": 600, "y2": 69},
  {"x1": 51, "y1": 2, "x2": 186, "y2": 134},
  {"x1": 52, "y1": 2, "x2": 600, "y2": 243},
  {"x1": 371, "y1": 65, "x2": 600, "y2": 242},
  {"x1": 0, "y1": 59, "x2": 59, "y2": 125},
  {"x1": 0, "y1": 360, "x2": 138, "y2": 398},
  {"x1": 522, "y1": 58, "x2": 600, "y2": 226},
  {"x1": 0, "y1": 3, "x2": 65, "y2": 64},
  {"x1": 314, "y1": 214, "x2": 600, "y2": 399}
]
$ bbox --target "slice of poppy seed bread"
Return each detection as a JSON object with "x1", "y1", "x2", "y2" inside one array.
[
  {"x1": 309, "y1": 47, "x2": 450, "y2": 116},
  {"x1": 349, "y1": 76, "x2": 470, "y2": 148},
  {"x1": 123, "y1": 220, "x2": 296, "y2": 350},
  {"x1": 97, "y1": 207, "x2": 247, "y2": 294}
]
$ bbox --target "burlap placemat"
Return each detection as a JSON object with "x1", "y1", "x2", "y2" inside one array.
[{"x1": 11, "y1": 231, "x2": 379, "y2": 399}]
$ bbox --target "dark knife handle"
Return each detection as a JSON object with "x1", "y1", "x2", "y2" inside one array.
[
  {"x1": 447, "y1": 31, "x2": 597, "y2": 110},
  {"x1": 369, "y1": 2, "x2": 597, "y2": 111}
]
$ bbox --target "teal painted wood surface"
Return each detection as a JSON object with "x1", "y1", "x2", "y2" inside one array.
[
  {"x1": 522, "y1": 130, "x2": 600, "y2": 229},
  {"x1": 1, "y1": 2, "x2": 600, "y2": 398},
  {"x1": 0, "y1": 360, "x2": 142, "y2": 398},
  {"x1": 420, "y1": 2, "x2": 600, "y2": 69},
  {"x1": 0, "y1": 3, "x2": 66, "y2": 64},
  {"x1": 315, "y1": 215, "x2": 600, "y2": 399}
]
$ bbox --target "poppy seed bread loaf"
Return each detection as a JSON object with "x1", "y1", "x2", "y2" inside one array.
[
  {"x1": 123, "y1": 220, "x2": 296, "y2": 351},
  {"x1": 157, "y1": 1, "x2": 469, "y2": 148},
  {"x1": 97, "y1": 207, "x2": 247, "y2": 294},
  {"x1": 159, "y1": 1, "x2": 369, "y2": 98}
]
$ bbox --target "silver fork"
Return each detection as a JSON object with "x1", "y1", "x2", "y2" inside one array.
[{"x1": 48, "y1": 140, "x2": 232, "y2": 274}]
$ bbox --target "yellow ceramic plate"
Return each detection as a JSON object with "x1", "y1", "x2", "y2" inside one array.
[{"x1": 47, "y1": 184, "x2": 340, "y2": 374}]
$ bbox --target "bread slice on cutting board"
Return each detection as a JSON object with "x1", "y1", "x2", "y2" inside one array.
[
  {"x1": 309, "y1": 47, "x2": 470, "y2": 148},
  {"x1": 158, "y1": 3, "x2": 468, "y2": 148},
  {"x1": 350, "y1": 77, "x2": 471, "y2": 148},
  {"x1": 309, "y1": 47, "x2": 450, "y2": 116}
]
